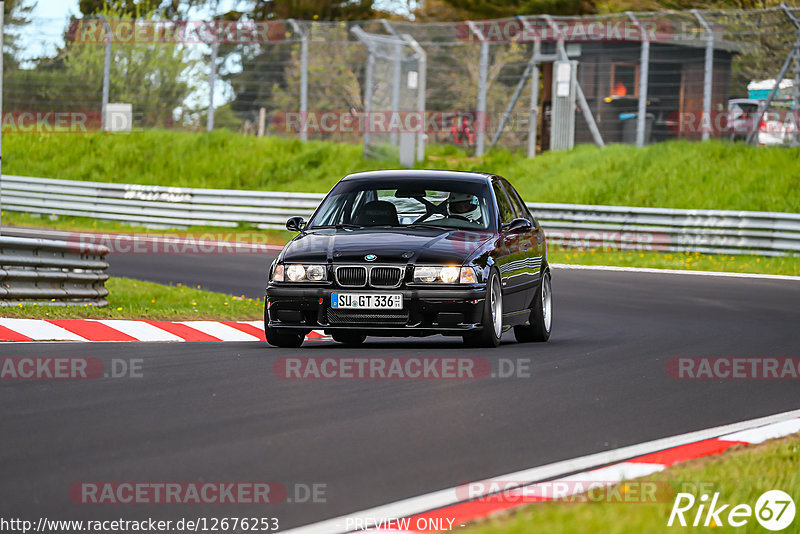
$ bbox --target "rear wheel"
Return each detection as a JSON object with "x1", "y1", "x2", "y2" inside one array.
[
  {"x1": 514, "y1": 269, "x2": 552, "y2": 343},
  {"x1": 264, "y1": 307, "x2": 305, "y2": 348},
  {"x1": 463, "y1": 268, "x2": 502, "y2": 348},
  {"x1": 332, "y1": 331, "x2": 367, "y2": 345}
]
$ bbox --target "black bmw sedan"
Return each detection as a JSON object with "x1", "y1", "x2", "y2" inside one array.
[{"x1": 264, "y1": 170, "x2": 552, "y2": 348}]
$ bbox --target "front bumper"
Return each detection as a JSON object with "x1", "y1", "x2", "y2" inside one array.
[{"x1": 265, "y1": 285, "x2": 487, "y2": 336}]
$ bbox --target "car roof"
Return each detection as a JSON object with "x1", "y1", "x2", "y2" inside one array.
[{"x1": 342, "y1": 169, "x2": 494, "y2": 183}]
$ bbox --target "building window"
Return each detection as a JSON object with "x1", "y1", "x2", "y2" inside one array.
[{"x1": 610, "y1": 63, "x2": 638, "y2": 97}]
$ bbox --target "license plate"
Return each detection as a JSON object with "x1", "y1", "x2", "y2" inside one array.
[{"x1": 331, "y1": 293, "x2": 403, "y2": 309}]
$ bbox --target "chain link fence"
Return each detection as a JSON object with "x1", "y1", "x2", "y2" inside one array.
[{"x1": 5, "y1": 6, "x2": 800, "y2": 157}]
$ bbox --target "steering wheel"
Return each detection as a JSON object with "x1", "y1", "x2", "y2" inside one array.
[{"x1": 447, "y1": 214, "x2": 470, "y2": 221}]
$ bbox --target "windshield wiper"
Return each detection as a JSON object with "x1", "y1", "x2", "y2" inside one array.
[
  {"x1": 311, "y1": 223, "x2": 363, "y2": 229},
  {"x1": 405, "y1": 223, "x2": 451, "y2": 230}
]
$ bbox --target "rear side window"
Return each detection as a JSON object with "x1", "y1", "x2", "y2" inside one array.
[
  {"x1": 492, "y1": 180, "x2": 515, "y2": 224},
  {"x1": 501, "y1": 179, "x2": 532, "y2": 221}
]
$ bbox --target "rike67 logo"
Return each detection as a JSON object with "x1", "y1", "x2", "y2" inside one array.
[{"x1": 668, "y1": 490, "x2": 795, "y2": 531}]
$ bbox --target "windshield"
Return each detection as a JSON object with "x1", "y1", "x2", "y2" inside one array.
[{"x1": 307, "y1": 178, "x2": 494, "y2": 230}]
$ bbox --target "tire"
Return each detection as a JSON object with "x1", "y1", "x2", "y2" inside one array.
[
  {"x1": 332, "y1": 331, "x2": 367, "y2": 345},
  {"x1": 264, "y1": 307, "x2": 305, "y2": 348},
  {"x1": 514, "y1": 269, "x2": 552, "y2": 343},
  {"x1": 463, "y1": 268, "x2": 502, "y2": 348}
]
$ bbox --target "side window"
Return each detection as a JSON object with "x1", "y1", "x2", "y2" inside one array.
[
  {"x1": 492, "y1": 180, "x2": 515, "y2": 225},
  {"x1": 501, "y1": 179, "x2": 531, "y2": 221}
]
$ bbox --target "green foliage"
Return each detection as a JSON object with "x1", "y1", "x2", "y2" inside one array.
[
  {"x1": 3, "y1": 130, "x2": 799, "y2": 212},
  {"x1": 59, "y1": 7, "x2": 200, "y2": 127}
]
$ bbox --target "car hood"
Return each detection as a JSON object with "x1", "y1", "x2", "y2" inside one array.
[{"x1": 280, "y1": 228, "x2": 493, "y2": 265}]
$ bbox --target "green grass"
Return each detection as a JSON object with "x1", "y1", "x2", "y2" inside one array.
[
  {"x1": 4, "y1": 130, "x2": 799, "y2": 212},
  {"x1": 548, "y1": 249, "x2": 800, "y2": 276},
  {"x1": 1, "y1": 277, "x2": 263, "y2": 320},
  {"x1": 464, "y1": 432, "x2": 800, "y2": 534}
]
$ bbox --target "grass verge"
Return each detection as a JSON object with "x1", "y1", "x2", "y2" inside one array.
[
  {"x1": 463, "y1": 432, "x2": 800, "y2": 534},
  {"x1": 4, "y1": 130, "x2": 800, "y2": 212},
  {"x1": 0, "y1": 277, "x2": 263, "y2": 321},
  {"x1": 547, "y1": 249, "x2": 800, "y2": 277}
]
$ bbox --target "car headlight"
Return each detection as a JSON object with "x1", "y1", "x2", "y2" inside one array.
[
  {"x1": 413, "y1": 266, "x2": 477, "y2": 284},
  {"x1": 439, "y1": 266, "x2": 460, "y2": 283},
  {"x1": 282, "y1": 264, "x2": 327, "y2": 282},
  {"x1": 306, "y1": 264, "x2": 326, "y2": 281},
  {"x1": 272, "y1": 264, "x2": 284, "y2": 282}
]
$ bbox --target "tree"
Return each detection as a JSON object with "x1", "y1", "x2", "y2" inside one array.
[{"x1": 4, "y1": 0, "x2": 37, "y2": 69}]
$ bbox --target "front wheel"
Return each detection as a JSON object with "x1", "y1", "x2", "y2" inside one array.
[
  {"x1": 264, "y1": 307, "x2": 305, "y2": 348},
  {"x1": 514, "y1": 270, "x2": 552, "y2": 343},
  {"x1": 463, "y1": 268, "x2": 502, "y2": 348}
]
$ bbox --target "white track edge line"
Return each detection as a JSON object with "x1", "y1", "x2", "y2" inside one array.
[
  {"x1": 551, "y1": 263, "x2": 800, "y2": 281},
  {"x1": 281, "y1": 408, "x2": 800, "y2": 534}
]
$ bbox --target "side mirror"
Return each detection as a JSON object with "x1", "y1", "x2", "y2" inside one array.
[
  {"x1": 286, "y1": 216, "x2": 306, "y2": 233},
  {"x1": 502, "y1": 218, "x2": 532, "y2": 234}
]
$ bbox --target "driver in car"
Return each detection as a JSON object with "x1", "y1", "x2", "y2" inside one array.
[{"x1": 447, "y1": 192, "x2": 482, "y2": 224}]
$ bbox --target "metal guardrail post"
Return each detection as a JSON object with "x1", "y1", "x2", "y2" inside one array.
[
  {"x1": 467, "y1": 21, "x2": 489, "y2": 157},
  {"x1": 692, "y1": 10, "x2": 714, "y2": 142},
  {"x1": 287, "y1": 19, "x2": 309, "y2": 142},
  {"x1": 627, "y1": 12, "x2": 650, "y2": 147}
]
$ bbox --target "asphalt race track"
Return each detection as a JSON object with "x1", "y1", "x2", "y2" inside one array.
[{"x1": 2, "y1": 242, "x2": 800, "y2": 530}]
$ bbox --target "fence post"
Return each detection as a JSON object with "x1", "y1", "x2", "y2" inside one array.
[
  {"x1": 382, "y1": 21, "x2": 403, "y2": 146},
  {"x1": 287, "y1": 19, "x2": 308, "y2": 142},
  {"x1": 468, "y1": 22, "x2": 489, "y2": 157},
  {"x1": 627, "y1": 12, "x2": 650, "y2": 147},
  {"x1": 528, "y1": 38, "x2": 541, "y2": 158},
  {"x1": 542, "y1": 15, "x2": 605, "y2": 148},
  {"x1": 403, "y1": 33, "x2": 427, "y2": 162},
  {"x1": 352, "y1": 27, "x2": 376, "y2": 158},
  {"x1": 693, "y1": 10, "x2": 714, "y2": 141},
  {"x1": 98, "y1": 15, "x2": 112, "y2": 131},
  {"x1": 258, "y1": 107, "x2": 266, "y2": 137},
  {"x1": 207, "y1": 40, "x2": 218, "y2": 132}
]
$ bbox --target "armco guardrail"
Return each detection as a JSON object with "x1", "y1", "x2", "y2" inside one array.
[
  {"x1": 2, "y1": 175, "x2": 323, "y2": 229},
  {"x1": 3, "y1": 175, "x2": 799, "y2": 256},
  {"x1": 0, "y1": 236, "x2": 110, "y2": 306}
]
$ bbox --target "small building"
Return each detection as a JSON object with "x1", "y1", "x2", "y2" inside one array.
[{"x1": 535, "y1": 34, "x2": 740, "y2": 147}]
